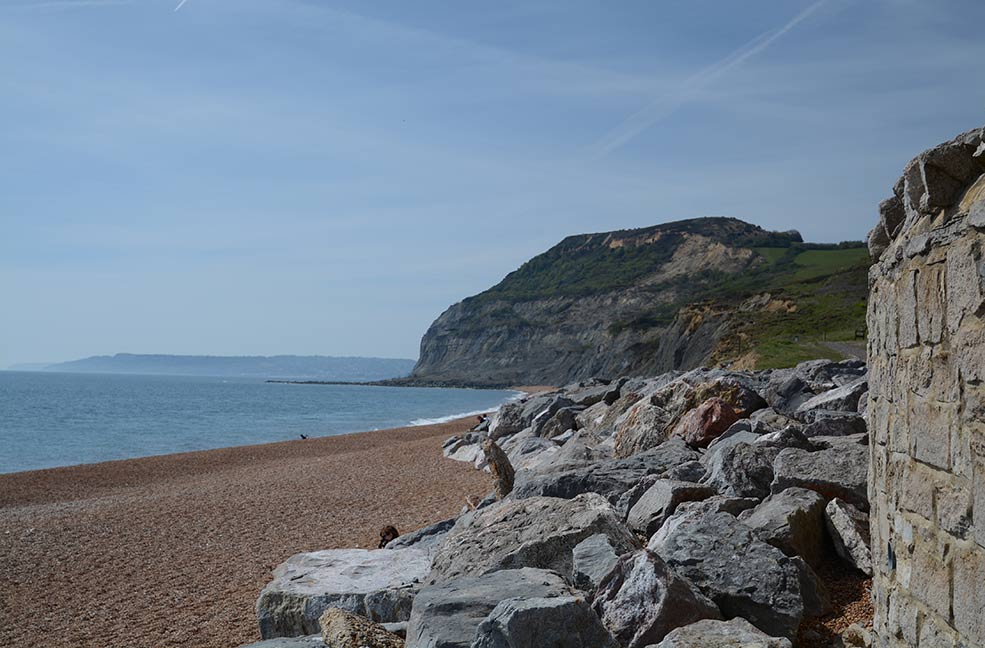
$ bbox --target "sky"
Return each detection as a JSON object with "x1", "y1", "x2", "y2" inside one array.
[{"x1": 1, "y1": 0, "x2": 983, "y2": 367}]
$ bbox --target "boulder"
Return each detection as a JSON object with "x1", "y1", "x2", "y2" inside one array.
[
  {"x1": 572, "y1": 534, "x2": 620, "y2": 592},
  {"x1": 749, "y1": 407, "x2": 799, "y2": 430},
  {"x1": 790, "y1": 556, "x2": 831, "y2": 617},
  {"x1": 627, "y1": 480, "x2": 716, "y2": 537},
  {"x1": 794, "y1": 379, "x2": 868, "y2": 420},
  {"x1": 428, "y1": 494, "x2": 639, "y2": 585},
  {"x1": 802, "y1": 414, "x2": 867, "y2": 438},
  {"x1": 663, "y1": 460, "x2": 706, "y2": 483},
  {"x1": 538, "y1": 406, "x2": 584, "y2": 440},
  {"x1": 511, "y1": 438, "x2": 700, "y2": 507},
  {"x1": 739, "y1": 488, "x2": 829, "y2": 567},
  {"x1": 318, "y1": 608, "x2": 404, "y2": 648},
  {"x1": 387, "y1": 518, "x2": 456, "y2": 560},
  {"x1": 405, "y1": 568, "x2": 572, "y2": 648},
  {"x1": 256, "y1": 548, "x2": 430, "y2": 639},
  {"x1": 762, "y1": 373, "x2": 814, "y2": 415},
  {"x1": 703, "y1": 442, "x2": 776, "y2": 499},
  {"x1": 771, "y1": 444, "x2": 869, "y2": 510},
  {"x1": 571, "y1": 533, "x2": 619, "y2": 593},
  {"x1": 649, "y1": 617, "x2": 793, "y2": 647},
  {"x1": 592, "y1": 550, "x2": 721, "y2": 648},
  {"x1": 675, "y1": 495, "x2": 760, "y2": 518},
  {"x1": 825, "y1": 498, "x2": 873, "y2": 575},
  {"x1": 701, "y1": 420, "x2": 770, "y2": 467},
  {"x1": 752, "y1": 427, "x2": 813, "y2": 452},
  {"x1": 614, "y1": 380, "x2": 694, "y2": 458},
  {"x1": 566, "y1": 379, "x2": 624, "y2": 407},
  {"x1": 648, "y1": 512, "x2": 811, "y2": 639},
  {"x1": 472, "y1": 596, "x2": 618, "y2": 648},
  {"x1": 671, "y1": 397, "x2": 741, "y2": 448}
]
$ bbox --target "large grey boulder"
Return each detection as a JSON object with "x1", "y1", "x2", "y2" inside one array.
[
  {"x1": 627, "y1": 480, "x2": 716, "y2": 537},
  {"x1": 406, "y1": 568, "x2": 572, "y2": 648},
  {"x1": 770, "y1": 444, "x2": 869, "y2": 510},
  {"x1": 801, "y1": 414, "x2": 867, "y2": 438},
  {"x1": 739, "y1": 487, "x2": 829, "y2": 567},
  {"x1": 511, "y1": 438, "x2": 700, "y2": 506},
  {"x1": 592, "y1": 550, "x2": 721, "y2": 648},
  {"x1": 256, "y1": 548, "x2": 430, "y2": 639},
  {"x1": 472, "y1": 596, "x2": 618, "y2": 648},
  {"x1": 794, "y1": 379, "x2": 868, "y2": 420},
  {"x1": 428, "y1": 494, "x2": 639, "y2": 585},
  {"x1": 571, "y1": 534, "x2": 620, "y2": 592},
  {"x1": 703, "y1": 442, "x2": 776, "y2": 499},
  {"x1": 489, "y1": 401, "x2": 526, "y2": 439},
  {"x1": 648, "y1": 512, "x2": 811, "y2": 639},
  {"x1": 825, "y1": 498, "x2": 873, "y2": 575},
  {"x1": 387, "y1": 518, "x2": 457, "y2": 560},
  {"x1": 648, "y1": 617, "x2": 793, "y2": 647}
]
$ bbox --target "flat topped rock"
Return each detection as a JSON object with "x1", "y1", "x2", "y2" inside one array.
[
  {"x1": 406, "y1": 568, "x2": 574, "y2": 648},
  {"x1": 428, "y1": 493, "x2": 639, "y2": 585},
  {"x1": 256, "y1": 548, "x2": 430, "y2": 639}
]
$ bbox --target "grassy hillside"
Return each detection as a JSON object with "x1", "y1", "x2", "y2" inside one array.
[{"x1": 714, "y1": 247, "x2": 870, "y2": 368}]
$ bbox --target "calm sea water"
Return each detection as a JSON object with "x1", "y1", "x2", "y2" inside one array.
[{"x1": 0, "y1": 371, "x2": 518, "y2": 474}]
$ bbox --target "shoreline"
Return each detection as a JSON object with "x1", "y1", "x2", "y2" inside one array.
[{"x1": 0, "y1": 416, "x2": 494, "y2": 648}]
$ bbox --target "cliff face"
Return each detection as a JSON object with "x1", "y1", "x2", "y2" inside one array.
[{"x1": 412, "y1": 217, "x2": 870, "y2": 387}]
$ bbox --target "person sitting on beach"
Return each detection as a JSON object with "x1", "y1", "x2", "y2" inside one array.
[{"x1": 378, "y1": 525, "x2": 399, "y2": 548}]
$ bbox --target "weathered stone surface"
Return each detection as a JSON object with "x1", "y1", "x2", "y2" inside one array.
[
  {"x1": 571, "y1": 534, "x2": 620, "y2": 592},
  {"x1": 825, "y1": 498, "x2": 872, "y2": 575},
  {"x1": 868, "y1": 125, "x2": 985, "y2": 648},
  {"x1": 489, "y1": 401, "x2": 526, "y2": 439},
  {"x1": 802, "y1": 414, "x2": 867, "y2": 438},
  {"x1": 671, "y1": 397, "x2": 741, "y2": 448},
  {"x1": 770, "y1": 444, "x2": 868, "y2": 510},
  {"x1": 592, "y1": 550, "x2": 721, "y2": 648},
  {"x1": 752, "y1": 426, "x2": 813, "y2": 451},
  {"x1": 256, "y1": 548, "x2": 430, "y2": 639},
  {"x1": 472, "y1": 596, "x2": 618, "y2": 648},
  {"x1": 675, "y1": 495, "x2": 760, "y2": 518},
  {"x1": 428, "y1": 494, "x2": 639, "y2": 585},
  {"x1": 406, "y1": 568, "x2": 572, "y2": 648},
  {"x1": 319, "y1": 608, "x2": 404, "y2": 648},
  {"x1": 664, "y1": 460, "x2": 706, "y2": 483},
  {"x1": 649, "y1": 617, "x2": 793, "y2": 647},
  {"x1": 627, "y1": 480, "x2": 716, "y2": 537},
  {"x1": 387, "y1": 518, "x2": 456, "y2": 561},
  {"x1": 511, "y1": 438, "x2": 700, "y2": 506},
  {"x1": 648, "y1": 512, "x2": 809, "y2": 639},
  {"x1": 703, "y1": 442, "x2": 776, "y2": 499},
  {"x1": 794, "y1": 379, "x2": 868, "y2": 420},
  {"x1": 739, "y1": 487, "x2": 828, "y2": 567}
]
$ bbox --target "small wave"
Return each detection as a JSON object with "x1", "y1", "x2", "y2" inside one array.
[{"x1": 408, "y1": 391, "x2": 525, "y2": 427}]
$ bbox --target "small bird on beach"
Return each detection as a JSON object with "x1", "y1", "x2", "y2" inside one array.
[{"x1": 299, "y1": 434, "x2": 308, "y2": 440}]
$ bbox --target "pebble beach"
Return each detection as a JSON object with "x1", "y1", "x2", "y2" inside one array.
[{"x1": 0, "y1": 417, "x2": 492, "y2": 648}]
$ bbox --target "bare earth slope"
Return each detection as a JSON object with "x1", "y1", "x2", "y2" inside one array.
[{"x1": 0, "y1": 419, "x2": 491, "y2": 648}]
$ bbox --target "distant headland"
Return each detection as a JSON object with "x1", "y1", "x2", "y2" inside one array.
[{"x1": 9, "y1": 353, "x2": 416, "y2": 382}]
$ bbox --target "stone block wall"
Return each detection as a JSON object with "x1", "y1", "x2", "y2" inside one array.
[{"x1": 867, "y1": 126, "x2": 985, "y2": 647}]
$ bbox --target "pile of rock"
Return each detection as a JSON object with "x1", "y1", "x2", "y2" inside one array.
[{"x1": 246, "y1": 359, "x2": 874, "y2": 648}]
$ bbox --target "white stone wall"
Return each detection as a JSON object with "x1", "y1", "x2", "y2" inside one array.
[{"x1": 867, "y1": 127, "x2": 985, "y2": 647}]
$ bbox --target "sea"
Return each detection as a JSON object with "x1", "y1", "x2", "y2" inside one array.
[{"x1": 0, "y1": 371, "x2": 520, "y2": 475}]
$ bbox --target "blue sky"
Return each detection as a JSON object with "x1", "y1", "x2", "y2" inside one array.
[{"x1": 1, "y1": 0, "x2": 983, "y2": 367}]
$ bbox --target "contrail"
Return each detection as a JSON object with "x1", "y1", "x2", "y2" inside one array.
[
  {"x1": 587, "y1": 0, "x2": 828, "y2": 158},
  {"x1": 174, "y1": 0, "x2": 189, "y2": 10}
]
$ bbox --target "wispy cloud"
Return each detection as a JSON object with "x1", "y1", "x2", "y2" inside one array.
[
  {"x1": 586, "y1": 0, "x2": 830, "y2": 158},
  {"x1": 174, "y1": 0, "x2": 189, "y2": 11}
]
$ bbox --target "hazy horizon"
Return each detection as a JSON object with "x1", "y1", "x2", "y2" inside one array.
[{"x1": 3, "y1": 0, "x2": 984, "y2": 368}]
